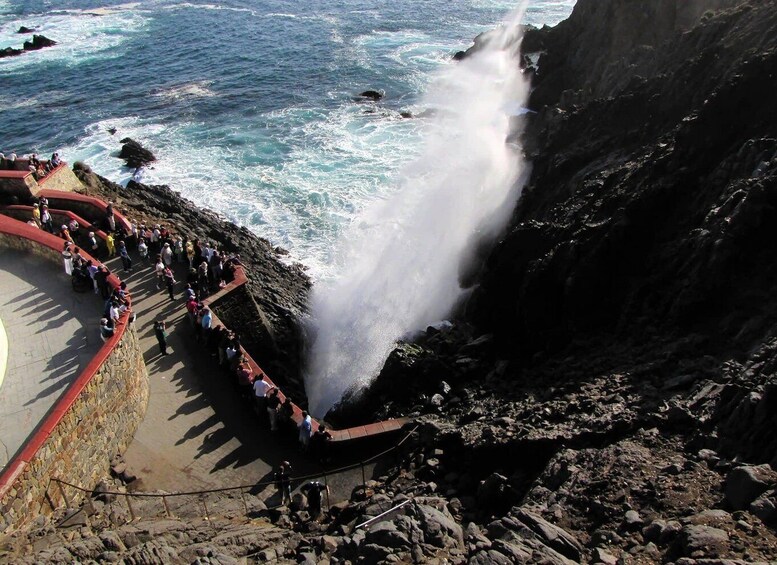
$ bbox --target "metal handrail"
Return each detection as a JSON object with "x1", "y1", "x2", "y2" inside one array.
[
  {"x1": 355, "y1": 499, "x2": 412, "y2": 530},
  {"x1": 49, "y1": 424, "x2": 419, "y2": 501}
]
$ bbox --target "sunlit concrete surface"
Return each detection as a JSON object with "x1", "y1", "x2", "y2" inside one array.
[{"x1": 0, "y1": 247, "x2": 103, "y2": 471}]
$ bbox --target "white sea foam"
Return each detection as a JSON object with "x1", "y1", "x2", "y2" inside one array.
[
  {"x1": 153, "y1": 81, "x2": 216, "y2": 100},
  {"x1": 163, "y1": 3, "x2": 256, "y2": 16},
  {"x1": 59, "y1": 101, "x2": 423, "y2": 280},
  {"x1": 0, "y1": 10, "x2": 148, "y2": 69},
  {"x1": 304, "y1": 4, "x2": 533, "y2": 417}
]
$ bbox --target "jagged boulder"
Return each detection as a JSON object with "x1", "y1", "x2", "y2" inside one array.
[
  {"x1": 118, "y1": 138, "x2": 157, "y2": 168},
  {"x1": 724, "y1": 464, "x2": 777, "y2": 511},
  {"x1": 23, "y1": 34, "x2": 56, "y2": 51}
]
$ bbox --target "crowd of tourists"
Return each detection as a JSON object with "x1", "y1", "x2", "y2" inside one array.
[
  {"x1": 184, "y1": 299, "x2": 333, "y2": 458},
  {"x1": 0, "y1": 151, "x2": 61, "y2": 180},
  {"x1": 23, "y1": 191, "x2": 336, "y2": 510}
]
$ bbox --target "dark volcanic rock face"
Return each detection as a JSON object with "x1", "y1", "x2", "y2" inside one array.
[
  {"x1": 339, "y1": 0, "x2": 777, "y2": 559},
  {"x1": 475, "y1": 0, "x2": 777, "y2": 364}
]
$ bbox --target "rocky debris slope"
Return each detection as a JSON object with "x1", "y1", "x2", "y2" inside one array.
[
  {"x1": 4, "y1": 425, "x2": 776, "y2": 563},
  {"x1": 72, "y1": 162, "x2": 311, "y2": 396}
]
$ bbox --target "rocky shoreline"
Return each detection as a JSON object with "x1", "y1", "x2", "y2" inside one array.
[{"x1": 4, "y1": 0, "x2": 777, "y2": 561}]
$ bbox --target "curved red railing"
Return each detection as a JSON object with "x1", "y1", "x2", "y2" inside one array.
[
  {"x1": 0, "y1": 160, "x2": 65, "y2": 185},
  {"x1": 37, "y1": 189, "x2": 132, "y2": 235},
  {"x1": 0, "y1": 204, "x2": 109, "y2": 242},
  {"x1": 0, "y1": 215, "x2": 130, "y2": 497},
  {"x1": 203, "y1": 265, "x2": 408, "y2": 442}
]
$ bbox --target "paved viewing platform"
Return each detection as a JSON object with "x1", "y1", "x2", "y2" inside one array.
[
  {"x1": 0, "y1": 247, "x2": 102, "y2": 471},
  {"x1": 0, "y1": 190, "x2": 409, "y2": 517},
  {"x1": 117, "y1": 253, "x2": 395, "y2": 503}
]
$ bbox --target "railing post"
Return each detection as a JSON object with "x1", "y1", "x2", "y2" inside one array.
[
  {"x1": 162, "y1": 495, "x2": 172, "y2": 518},
  {"x1": 45, "y1": 480, "x2": 58, "y2": 512},
  {"x1": 322, "y1": 472, "x2": 331, "y2": 512},
  {"x1": 56, "y1": 480, "x2": 71, "y2": 508},
  {"x1": 361, "y1": 462, "x2": 366, "y2": 487},
  {"x1": 239, "y1": 488, "x2": 249, "y2": 515},
  {"x1": 201, "y1": 496, "x2": 211, "y2": 523},
  {"x1": 125, "y1": 494, "x2": 136, "y2": 522}
]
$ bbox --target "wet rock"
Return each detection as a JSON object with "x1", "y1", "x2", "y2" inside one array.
[
  {"x1": 17, "y1": 26, "x2": 36, "y2": 33},
  {"x1": 118, "y1": 138, "x2": 157, "y2": 168},
  {"x1": 23, "y1": 34, "x2": 56, "y2": 50},
  {"x1": 358, "y1": 90, "x2": 383, "y2": 101}
]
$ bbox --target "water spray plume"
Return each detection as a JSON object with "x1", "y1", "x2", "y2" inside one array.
[{"x1": 304, "y1": 3, "x2": 532, "y2": 418}]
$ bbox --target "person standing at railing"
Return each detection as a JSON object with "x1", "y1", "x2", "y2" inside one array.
[
  {"x1": 88, "y1": 231, "x2": 99, "y2": 257},
  {"x1": 105, "y1": 202, "x2": 116, "y2": 233},
  {"x1": 40, "y1": 205, "x2": 53, "y2": 232},
  {"x1": 31, "y1": 203, "x2": 41, "y2": 227},
  {"x1": 298, "y1": 411, "x2": 313, "y2": 452},
  {"x1": 267, "y1": 388, "x2": 281, "y2": 431}
]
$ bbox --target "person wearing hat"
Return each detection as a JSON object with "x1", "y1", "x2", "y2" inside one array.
[
  {"x1": 88, "y1": 231, "x2": 99, "y2": 255},
  {"x1": 60, "y1": 224, "x2": 73, "y2": 243},
  {"x1": 162, "y1": 242, "x2": 173, "y2": 267},
  {"x1": 99, "y1": 318, "x2": 114, "y2": 343}
]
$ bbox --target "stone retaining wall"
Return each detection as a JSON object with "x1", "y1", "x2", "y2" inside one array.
[
  {"x1": 35, "y1": 164, "x2": 83, "y2": 193},
  {"x1": 0, "y1": 226, "x2": 149, "y2": 532}
]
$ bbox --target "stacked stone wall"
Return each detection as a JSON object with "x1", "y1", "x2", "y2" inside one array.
[
  {"x1": 34, "y1": 164, "x2": 84, "y2": 194},
  {"x1": 0, "y1": 232, "x2": 148, "y2": 532}
]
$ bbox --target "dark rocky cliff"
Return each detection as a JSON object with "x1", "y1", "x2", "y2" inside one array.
[{"x1": 475, "y1": 0, "x2": 777, "y2": 368}]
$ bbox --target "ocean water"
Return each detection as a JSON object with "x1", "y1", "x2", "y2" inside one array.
[
  {"x1": 2, "y1": 0, "x2": 576, "y2": 415},
  {"x1": 1, "y1": 0, "x2": 574, "y2": 279}
]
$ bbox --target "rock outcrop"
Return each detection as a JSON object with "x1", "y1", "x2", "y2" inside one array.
[
  {"x1": 0, "y1": 34, "x2": 56, "y2": 58},
  {"x1": 118, "y1": 138, "x2": 156, "y2": 169}
]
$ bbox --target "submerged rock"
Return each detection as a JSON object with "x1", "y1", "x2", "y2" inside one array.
[{"x1": 358, "y1": 90, "x2": 383, "y2": 101}]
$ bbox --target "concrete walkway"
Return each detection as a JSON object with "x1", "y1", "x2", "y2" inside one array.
[
  {"x1": 117, "y1": 253, "x2": 390, "y2": 504},
  {"x1": 0, "y1": 248, "x2": 103, "y2": 471}
]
